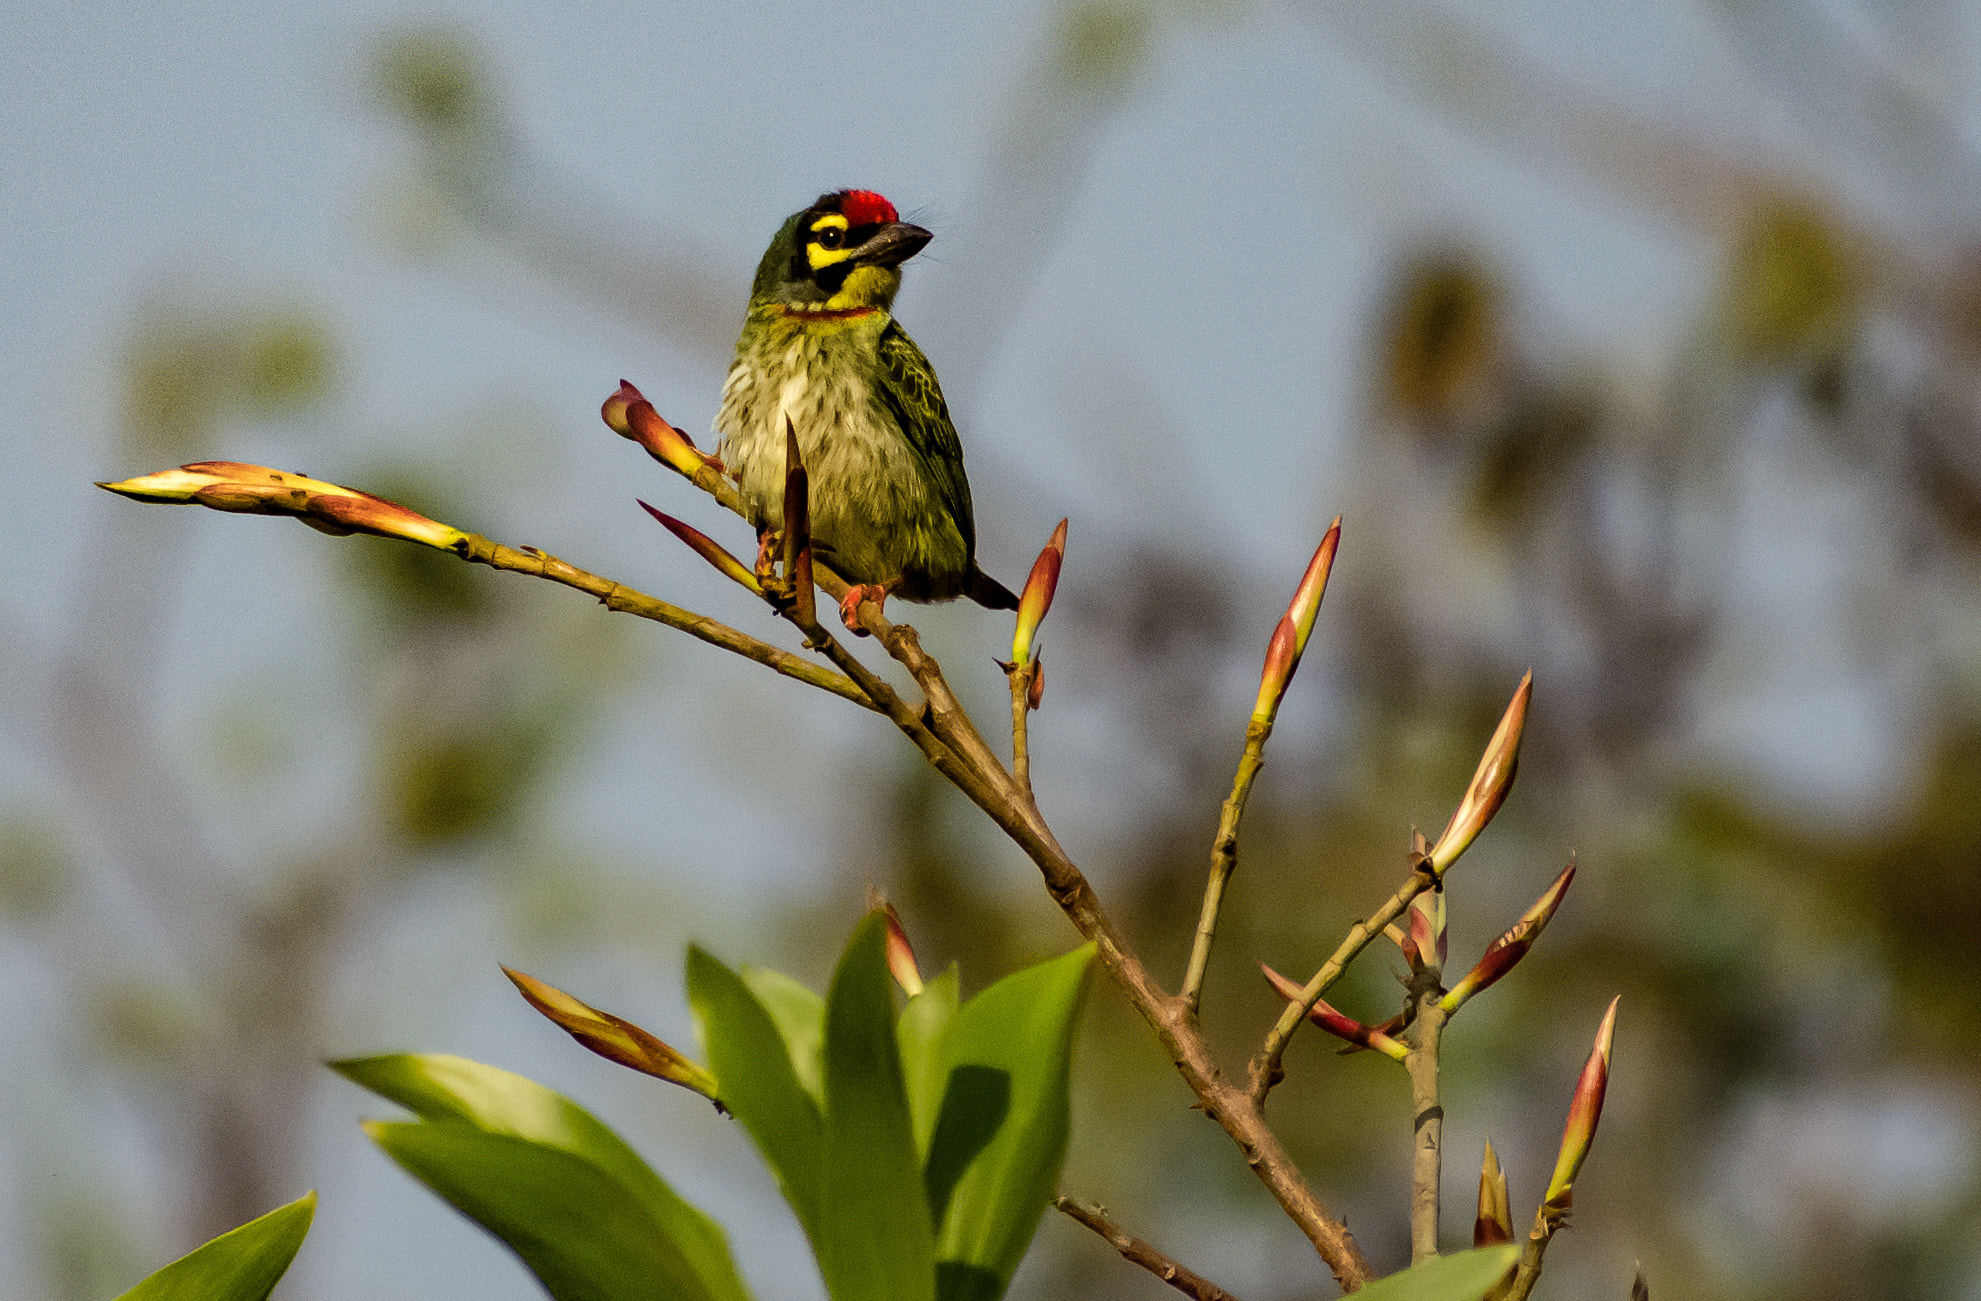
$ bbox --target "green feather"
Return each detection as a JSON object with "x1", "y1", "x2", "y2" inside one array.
[{"x1": 714, "y1": 194, "x2": 1016, "y2": 610}]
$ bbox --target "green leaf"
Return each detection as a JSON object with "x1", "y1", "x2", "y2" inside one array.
[
  {"x1": 688, "y1": 945, "x2": 825, "y2": 1242},
  {"x1": 898, "y1": 964, "x2": 961, "y2": 1157},
  {"x1": 114, "y1": 1192, "x2": 314, "y2": 1301},
  {"x1": 365, "y1": 1121, "x2": 729, "y2": 1301},
  {"x1": 927, "y1": 944, "x2": 1094, "y2": 1301},
  {"x1": 333, "y1": 1054, "x2": 748, "y2": 1301},
  {"x1": 1351, "y1": 1246, "x2": 1520, "y2": 1301},
  {"x1": 818, "y1": 913, "x2": 936, "y2": 1301},
  {"x1": 739, "y1": 964, "x2": 826, "y2": 1104}
]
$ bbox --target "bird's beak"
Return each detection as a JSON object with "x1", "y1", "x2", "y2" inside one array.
[{"x1": 850, "y1": 221, "x2": 932, "y2": 268}]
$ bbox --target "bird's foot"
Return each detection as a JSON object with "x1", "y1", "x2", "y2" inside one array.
[
  {"x1": 754, "y1": 530, "x2": 796, "y2": 607},
  {"x1": 838, "y1": 584, "x2": 889, "y2": 636},
  {"x1": 753, "y1": 530, "x2": 782, "y2": 584}
]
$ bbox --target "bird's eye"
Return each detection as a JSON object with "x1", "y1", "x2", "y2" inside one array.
[{"x1": 815, "y1": 226, "x2": 845, "y2": 250}]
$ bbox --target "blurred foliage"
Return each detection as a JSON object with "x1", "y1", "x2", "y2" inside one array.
[
  {"x1": 1723, "y1": 201, "x2": 1859, "y2": 367},
  {"x1": 1054, "y1": 1, "x2": 1151, "y2": 97},
  {"x1": 372, "y1": 27, "x2": 487, "y2": 133},
  {"x1": 1382, "y1": 252, "x2": 1501, "y2": 433},
  {"x1": 0, "y1": 816, "x2": 68, "y2": 920},
  {"x1": 123, "y1": 304, "x2": 335, "y2": 458}
]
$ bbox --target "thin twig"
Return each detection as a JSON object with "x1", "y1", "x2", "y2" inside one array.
[
  {"x1": 1055, "y1": 1194, "x2": 1245, "y2": 1301},
  {"x1": 1248, "y1": 857, "x2": 1439, "y2": 1108},
  {"x1": 1009, "y1": 663, "x2": 1037, "y2": 799},
  {"x1": 465, "y1": 537, "x2": 875, "y2": 708},
  {"x1": 1405, "y1": 977, "x2": 1449, "y2": 1263},
  {"x1": 1180, "y1": 718, "x2": 1272, "y2": 1013},
  {"x1": 774, "y1": 599, "x2": 1012, "y2": 819},
  {"x1": 845, "y1": 584, "x2": 1023, "y2": 797},
  {"x1": 1494, "y1": 1220, "x2": 1556, "y2": 1301}
]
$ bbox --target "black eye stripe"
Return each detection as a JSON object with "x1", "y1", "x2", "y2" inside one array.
[{"x1": 809, "y1": 219, "x2": 883, "y2": 253}]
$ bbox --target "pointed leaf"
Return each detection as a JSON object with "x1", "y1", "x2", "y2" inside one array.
[
  {"x1": 688, "y1": 947, "x2": 826, "y2": 1243},
  {"x1": 819, "y1": 913, "x2": 936, "y2": 1301},
  {"x1": 333, "y1": 1054, "x2": 748, "y2": 1301},
  {"x1": 739, "y1": 964, "x2": 828, "y2": 1105},
  {"x1": 929, "y1": 944, "x2": 1095, "y2": 1301},
  {"x1": 365, "y1": 1121, "x2": 740, "y2": 1301},
  {"x1": 114, "y1": 1192, "x2": 314, "y2": 1301},
  {"x1": 898, "y1": 965, "x2": 962, "y2": 1157},
  {"x1": 1350, "y1": 1245, "x2": 1519, "y2": 1301}
]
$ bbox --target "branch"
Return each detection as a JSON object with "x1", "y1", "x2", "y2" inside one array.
[
  {"x1": 1248, "y1": 851, "x2": 1439, "y2": 1108},
  {"x1": 1405, "y1": 979, "x2": 1449, "y2": 1262},
  {"x1": 1180, "y1": 522, "x2": 1338, "y2": 1013},
  {"x1": 1181, "y1": 720, "x2": 1270, "y2": 1011},
  {"x1": 1003, "y1": 519, "x2": 1066, "y2": 801},
  {"x1": 94, "y1": 463, "x2": 875, "y2": 709},
  {"x1": 1055, "y1": 1194, "x2": 1245, "y2": 1301}
]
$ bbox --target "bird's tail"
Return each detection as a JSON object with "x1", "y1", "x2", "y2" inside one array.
[{"x1": 968, "y1": 566, "x2": 1020, "y2": 611}]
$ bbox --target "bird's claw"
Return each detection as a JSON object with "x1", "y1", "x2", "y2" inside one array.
[
  {"x1": 838, "y1": 584, "x2": 887, "y2": 636},
  {"x1": 753, "y1": 530, "x2": 782, "y2": 585},
  {"x1": 754, "y1": 529, "x2": 799, "y2": 609}
]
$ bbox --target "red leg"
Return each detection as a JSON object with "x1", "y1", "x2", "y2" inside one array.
[{"x1": 838, "y1": 583, "x2": 890, "y2": 634}]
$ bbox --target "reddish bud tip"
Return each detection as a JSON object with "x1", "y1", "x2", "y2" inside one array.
[
  {"x1": 639, "y1": 501, "x2": 763, "y2": 594},
  {"x1": 1250, "y1": 520, "x2": 1342, "y2": 723},
  {"x1": 1288, "y1": 517, "x2": 1342, "y2": 655},
  {"x1": 1544, "y1": 994, "x2": 1619, "y2": 1210},
  {"x1": 100, "y1": 462, "x2": 468, "y2": 552},
  {"x1": 601, "y1": 380, "x2": 641, "y2": 435},
  {"x1": 605, "y1": 380, "x2": 707, "y2": 478},
  {"x1": 1428, "y1": 670, "x2": 1533, "y2": 875},
  {"x1": 502, "y1": 965, "x2": 719, "y2": 1099},
  {"x1": 879, "y1": 903, "x2": 924, "y2": 997},
  {"x1": 1261, "y1": 963, "x2": 1410, "y2": 1060},
  {"x1": 1442, "y1": 856, "x2": 1576, "y2": 1013},
  {"x1": 1010, "y1": 518, "x2": 1068, "y2": 667}
]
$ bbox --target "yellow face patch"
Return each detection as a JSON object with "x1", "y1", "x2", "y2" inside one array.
[
  {"x1": 804, "y1": 214, "x2": 854, "y2": 272},
  {"x1": 822, "y1": 264, "x2": 896, "y2": 311}
]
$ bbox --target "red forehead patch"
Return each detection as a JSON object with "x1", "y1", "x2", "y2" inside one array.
[{"x1": 836, "y1": 189, "x2": 898, "y2": 226}]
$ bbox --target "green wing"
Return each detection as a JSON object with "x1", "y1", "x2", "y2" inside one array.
[{"x1": 875, "y1": 320, "x2": 977, "y2": 550}]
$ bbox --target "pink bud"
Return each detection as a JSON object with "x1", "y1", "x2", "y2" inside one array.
[
  {"x1": 1543, "y1": 994, "x2": 1619, "y2": 1216},
  {"x1": 880, "y1": 904, "x2": 924, "y2": 997},
  {"x1": 99, "y1": 463, "x2": 468, "y2": 552},
  {"x1": 1261, "y1": 963, "x2": 1409, "y2": 1061},
  {"x1": 1010, "y1": 518, "x2": 1068, "y2": 668},
  {"x1": 502, "y1": 965, "x2": 719, "y2": 1099},
  {"x1": 1251, "y1": 519, "x2": 1341, "y2": 723},
  {"x1": 1441, "y1": 857, "x2": 1576, "y2": 1013},
  {"x1": 604, "y1": 380, "x2": 709, "y2": 479},
  {"x1": 1287, "y1": 517, "x2": 1341, "y2": 657},
  {"x1": 640, "y1": 502, "x2": 763, "y2": 594},
  {"x1": 1428, "y1": 670, "x2": 1532, "y2": 875}
]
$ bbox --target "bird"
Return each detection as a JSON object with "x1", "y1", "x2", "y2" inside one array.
[{"x1": 714, "y1": 189, "x2": 1018, "y2": 629}]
